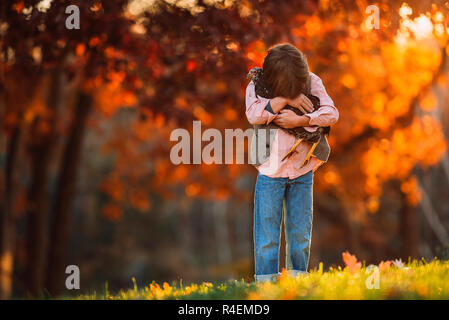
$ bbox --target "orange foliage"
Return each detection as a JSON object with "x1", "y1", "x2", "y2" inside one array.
[
  {"x1": 378, "y1": 260, "x2": 392, "y2": 271},
  {"x1": 100, "y1": 175, "x2": 124, "y2": 202},
  {"x1": 186, "y1": 60, "x2": 197, "y2": 72},
  {"x1": 308, "y1": 3, "x2": 449, "y2": 213},
  {"x1": 12, "y1": 1, "x2": 24, "y2": 14},
  {"x1": 89, "y1": 37, "x2": 101, "y2": 47},
  {"x1": 91, "y1": 71, "x2": 138, "y2": 116},
  {"x1": 96, "y1": 2, "x2": 449, "y2": 221},
  {"x1": 102, "y1": 203, "x2": 122, "y2": 221},
  {"x1": 193, "y1": 106, "x2": 212, "y2": 125},
  {"x1": 401, "y1": 176, "x2": 421, "y2": 205},
  {"x1": 245, "y1": 40, "x2": 266, "y2": 68},
  {"x1": 185, "y1": 184, "x2": 201, "y2": 197},
  {"x1": 75, "y1": 43, "x2": 86, "y2": 57},
  {"x1": 129, "y1": 190, "x2": 151, "y2": 212},
  {"x1": 342, "y1": 251, "x2": 362, "y2": 274},
  {"x1": 363, "y1": 117, "x2": 446, "y2": 205}
]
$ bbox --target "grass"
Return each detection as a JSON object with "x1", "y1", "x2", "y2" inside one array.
[{"x1": 75, "y1": 258, "x2": 449, "y2": 300}]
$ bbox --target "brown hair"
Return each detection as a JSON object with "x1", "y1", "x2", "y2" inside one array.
[{"x1": 262, "y1": 43, "x2": 309, "y2": 99}]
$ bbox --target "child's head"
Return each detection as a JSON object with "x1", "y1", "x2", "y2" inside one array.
[{"x1": 263, "y1": 43, "x2": 309, "y2": 99}]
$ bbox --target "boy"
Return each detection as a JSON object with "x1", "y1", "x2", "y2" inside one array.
[{"x1": 245, "y1": 43, "x2": 339, "y2": 282}]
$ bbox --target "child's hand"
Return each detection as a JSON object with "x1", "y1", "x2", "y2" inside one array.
[
  {"x1": 273, "y1": 109, "x2": 309, "y2": 129},
  {"x1": 287, "y1": 94, "x2": 314, "y2": 114}
]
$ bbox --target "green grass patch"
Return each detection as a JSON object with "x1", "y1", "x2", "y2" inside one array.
[{"x1": 75, "y1": 259, "x2": 449, "y2": 300}]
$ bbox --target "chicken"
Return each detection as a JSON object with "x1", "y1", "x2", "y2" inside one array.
[{"x1": 247, "y1": 67, "x2": 330, "y2": 166}]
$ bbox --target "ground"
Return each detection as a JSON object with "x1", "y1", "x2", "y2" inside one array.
[{"x1": 75, "y1": 259, "x2": 449, "y2": 300}]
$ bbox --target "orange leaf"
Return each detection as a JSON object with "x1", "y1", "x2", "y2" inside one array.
[
  {"x1": 12, "y1": 1, "x2": 24, "y2": 14},
  {"x1": 342, "y1": 251, "x2": 362, "y2": 273},
  {"x1": 378, "y1": 260, "x2": 392, "y2": 271},
  {"x1": 76, "y1": 43, "x2": 86, "y2": 56},
  {"x1": 186, "y1": 60, "x2": 196, "y2": 72}
]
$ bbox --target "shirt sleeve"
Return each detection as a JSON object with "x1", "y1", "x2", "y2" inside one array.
[
  {"x1": 304, "y1": 73, "x2": 339, "y2": 127},
  {"x1": 245, "y1": 81, "x2": 277, "y2": 125}
]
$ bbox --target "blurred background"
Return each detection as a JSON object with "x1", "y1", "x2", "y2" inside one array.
[{"x1": 1, "y1": 0, "x2": 449, "y2": 298}]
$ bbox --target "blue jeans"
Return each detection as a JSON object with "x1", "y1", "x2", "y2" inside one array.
[{"x1": 253, "y1": 170, "x2": 314, "y2": 282}]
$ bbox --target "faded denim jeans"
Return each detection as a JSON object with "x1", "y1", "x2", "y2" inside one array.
[{"x1": 253, "y1": 170, "x2": 314, "y2": 282}]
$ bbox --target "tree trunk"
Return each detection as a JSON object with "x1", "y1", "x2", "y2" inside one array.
[
  {"x1": 45, "y1": 92, "x2": 92, "y2": 296},
  {"x1": 25, "y1": 142, "x2": 54, "y2": 296},
  {"x1": 0, "y1": 126, "x2": 21, "y2": 299},
  {"x1": 24, "y1": 69, "x2": 62, "y2": 296},
  {"x1": 400, "y1": 193, "x2": 419, "y2": 261},
  {"x1": 213, "y1": 201, "x2": 231, "y2": 265}
]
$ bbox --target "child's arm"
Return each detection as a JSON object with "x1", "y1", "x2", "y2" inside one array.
[
  {"x1": 304, "y1": 73, "x2": 339, "y2": 127},
  {"x1": 245, "y1": 81, "x2": 288, "y2": 125},
  {"x1": 273, "y1": 109, "x2": 311, "y2": 129}
]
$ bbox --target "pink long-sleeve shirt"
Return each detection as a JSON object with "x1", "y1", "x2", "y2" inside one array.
[{"x1": 245, "y1": 72, "x2": 339, "y2": 179}]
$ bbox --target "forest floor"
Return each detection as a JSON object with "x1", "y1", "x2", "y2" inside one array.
[{"x1": 76, "y1": 259, "x2": 449, "y2": 300}]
